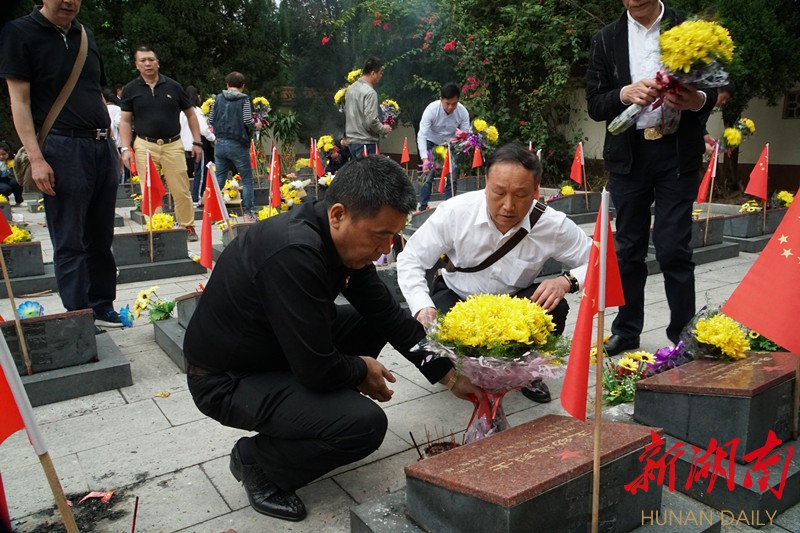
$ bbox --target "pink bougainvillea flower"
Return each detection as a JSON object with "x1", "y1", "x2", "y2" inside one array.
[
  {"x1": 482, "y1": 59, "x2": 489, "y2": 65},
  {"x1": 422, "y1": 42, "x2": 429, "y2": 50},
  {"x1": 443, "y1": 40, "x2": 456, "y2": 51},
  {"x1": 321, "y1": 36, "x2": 330, "y2": 45},
  {"x1": 383, "y1": 22, "x2": 391, "y2": 30},
  {"x1": 373, "y1": 19, "x2": 382, "y2": 26},
  {"x1": 519, "y1": 120, "x2": 527, "y2": 125}
]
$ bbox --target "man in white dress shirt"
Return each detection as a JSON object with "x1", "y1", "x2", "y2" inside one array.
[
  {"x1": 416, "y1": 83, "x2": 471, "y2": 210},
  {"x1": 397, "y1": 143, "x2": 592, "y2": 402}
]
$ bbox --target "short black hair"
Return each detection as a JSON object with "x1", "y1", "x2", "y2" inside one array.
[
  {"x1": 720, "y1": 81, "x2": 736, "y2": 95},
  {"x1": 102, "y1": 88, "x2": 119, "y2": 105},
  {"x1": 134, "y1": 45, "x2": 157, "y2": 59},
  {"x1": 486, "y1": 143, "x2": 543, "y2": 185},
  {"x1": 440, "y1": 83, "x2": 460, "y2": 100},
  {"x1": 0, "y1": 141, "x2": 11, "y2": 155},
  {"x1": 362, "y1": 57, "x2": 384, "y2": 75},
  {"x1": 325, "y1": 156, "x2": 416, "y2": 220},
  {"x1": 225, "y1": 71, "x2": 245, "y2": 89}
]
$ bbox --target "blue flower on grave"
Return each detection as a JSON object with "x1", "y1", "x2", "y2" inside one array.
[
  {"x1": 16, "y1": 301, "x2": 44, "y2": 318},
  {"x1": 120, "y1": 305, "x2": 134, "y2": 328}
]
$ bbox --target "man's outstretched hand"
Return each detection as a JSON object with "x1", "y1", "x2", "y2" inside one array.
[{"x1": 358, "y1": 356, "x2": 396, "y2": 402}]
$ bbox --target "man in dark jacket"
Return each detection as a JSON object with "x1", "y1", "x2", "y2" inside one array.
[
  {"x1": 586, "y1": 0, "x2": 717, "y2": 354},
  {"x1": 209, "y1": 71, "x2": 260, "y2": 220},
  {"x1": 184, "y1": 156, "x2": 480, "y2": 521}
]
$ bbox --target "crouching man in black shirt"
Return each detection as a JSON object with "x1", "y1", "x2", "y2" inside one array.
[{"x1": 184, "y1": 156, "x2": 481, "y2": 522}]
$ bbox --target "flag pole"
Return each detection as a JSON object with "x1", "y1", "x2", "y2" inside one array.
[
  {"x1": 591, "y1": 189, "x2": 610, "y2": 533},
  {"x1": 703, "y1": 148, "x2": 717, "y2": 247},
  {"x1": 448, "y1": 143, "x2": 455, "y2": 199},
  {"x1": 581, "y1": 142, "x2": 590, "y2": 211},
  {"x1": 0, "y1": 252, "x2": 32, "y2": 375},
  {"x1": 0, "y1": 337, "x2": 78, "y2": 532}
]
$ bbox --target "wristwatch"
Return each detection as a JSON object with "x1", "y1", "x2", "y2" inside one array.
[
  {"x1": 192, "y1": 141, "x2": 203, "y2": 147},
  {"x1": 562, "y1": 271, "x2": 579, "y2": 293},
  {"x1": 120, "y1": 147, "x2": 130, "y2": 153}
]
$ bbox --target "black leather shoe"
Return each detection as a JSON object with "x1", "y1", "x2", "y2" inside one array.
[
  {"x1": 604, "y1": 335, "x2": 640, "y2": 357},
  {"x1": 521, "y1": 379, "x2": 551, "y2": 403},
  {"x1": 230, "y1": 438, "x2": 307, "y2": 521}
]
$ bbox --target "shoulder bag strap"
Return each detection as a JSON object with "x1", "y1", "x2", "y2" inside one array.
[
  {"x1": 37, "y1": 25, "x2": 88, "y2": 147},
  {"x1": 444, "y1": 201, "x2": 547, "y2": 274}
]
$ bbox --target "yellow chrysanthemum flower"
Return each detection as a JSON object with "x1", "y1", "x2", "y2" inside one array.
[
  {"x1": 334, "y1": 88, "x2": 347, "y2": 106},
  {"x1": 740, "y1": 118, "x2": 756, "y2": 135},
  {"x1": 382, "y1": 99, "x2": 399, "y2": 111},
  {"x1": 473, "y1": 118, "x2": 487, "y2": 132},
  {"x1": 146, "y1": 213, "x2": 175, "y2": 232},
  {"x1": 258, "y1": 206, "x2": 280, "y2": 220},
  {"x1": 437, "y1": 294, "x2": 555, "y2": 351},
  {"x1": 252, "y1": 96, "x2": 270, "y2": 108},
  {"x1": 0, "y1": 195, "x2": 8, "y2": 203},
  {"x1": 346, "y1": 69, "x2": 362, "y2": 84},
  {"x1": 200, "y1": 97, "x2": 214, "y2": 116},
  {"x1": 317, "y1": 135, "x2": 334, "y2": 152},
  {"x1": 659, "y1": 20, "x2": 734, "y2": 74},
  {"x1": 486, "y1": 125, "x2": 499, "y2": 144},
  {"x1": 131, "y1": 175, "x2": 140, "y2": 185},
  {"x1": 776, "y1": 190, "x2": 794, "y2": 207},
  {"x1": 6, "y1": 160, "x2": 13, "y2": 169},
  {"x1": 296, "y1": 158, "x2": 311, "y2": 170},
  {"x1": 739, "y1": 200, "x2": 762, "y2": 213},
  {"x1": 560, "y1": 185, "x2": 575, "y2": 196},
  {"x1": 433, "y1": 145, "x2": 448, "y2": 161},
  {"x1": 723, "y1": 127, "x2": 742, "y2": 148},
  {"x1": 694, "y1": 313, "x2": 750, "y2": 360},
  {"x1": 3, "y1": 225, "x2": 32, "y2": 244}
]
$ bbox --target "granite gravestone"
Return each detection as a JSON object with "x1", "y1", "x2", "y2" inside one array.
[{"x1": 404, "y1": 414, "x2": 661, "y2": 533}]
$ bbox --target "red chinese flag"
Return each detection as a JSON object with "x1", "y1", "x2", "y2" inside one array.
[
  {"x1": 400, "y1": 138, "x2": 410, "y2": 164},
  {"x1": 745, "y1": 144, "x2": 769, "y2": 201},
  {"x1": 0, "y1": 363, "x2": 24, "y2": 446},
  {"x1": 696, "y1": 143, "x2": 718, "y2": 204},
  {"x1": 308, "y1": 138, "x2": 316, "y2": 175},
  {"x1": 0, "y1": 212, "x2": 13, "y2": 243},
  {"x1": 199, "y1": 167, "x2": 227, "y2": 270},
  {"x1": 314, "y1": 140, "x2": 325, "y2": 177},
  {"x1": 129, "y1": 149, "x2": 138, "y2": 176},
  {"x1": 269, "y1": 147, "x2": 282, "y2": 208},
  {"x1": 375, "y1": 145, "x2": 380, "y2": 155},
  {"x1": 249, "y1": 140, "x2": 257, "y2": 170},
  {"x1": 472, "y1": 146, "x2": 483, "y2": 169},
  {"x1": 142, "y1": 152, "x2": 166, "y2": 216},
  {"x1": 721, "y1": 195, "x2": 800, "y2": 355},
  {"x1": 437, "y1": 147, "x2": 451, "y2": 193},
  {"x1": 569, "y1": 142, "x2": 583, "y2": 186},
  {"x1": 561, "y1": 206, "x2": 625, "y2": 421}
]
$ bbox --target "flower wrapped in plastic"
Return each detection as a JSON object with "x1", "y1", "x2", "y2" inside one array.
[
  {"x1": 646, "y1": 341, "x2": 692, "y2": 375},
  {"x1": 380, "y1": 99, "x2": 400, "y2": 127},
  {"x1": 411, "y1": 294, "x2": 565, "y2": 443},
  {"x1": 608, "y1": 20, "x2": 735, "y2": 136},
  {"x1": 719, "y1": 117, "x2": 756, "y2": 151},
  {"x1": 252, "y1": 96, "x2": 271, "y2": 130},
  {"x1": 679, "y1": 306, "x2": 750, "y2": 361},
  {"x1": 451, "y1": 117, "x2": 499, "y2": 158}
]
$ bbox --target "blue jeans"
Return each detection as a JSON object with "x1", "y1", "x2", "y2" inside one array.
[
  {"x1": 419, "y1": 141, "x2": 459, "y2": 208},
  {"x1": 214, "y1": 138, "x2": 254, "y2": 214},
  {"x1": 348, "y1": 142, "x2": 378, "y2": 161}
]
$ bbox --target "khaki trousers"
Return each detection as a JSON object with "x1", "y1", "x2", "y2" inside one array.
[{"x1": 133, "y1": 138, "x2": 194, "y2": 228}]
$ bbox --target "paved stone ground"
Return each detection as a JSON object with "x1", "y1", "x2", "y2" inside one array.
[{"x1": 1, "y1": 198, "x2": 796, "y2": 532}]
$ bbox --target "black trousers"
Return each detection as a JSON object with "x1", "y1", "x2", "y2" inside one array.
[
  {"x1": 431, "y1": 278, "x2": 569, "y2": 335},
  {"x1": 42, "y1": 135, "x2": 118, "y2": 312},
  {"x1": 609, "y1": 135, "x2": 701, "y2": 342},
  {"x1": 0, "y1": 178, "x2": 23, "y2": 204},
  {"x1": 188, "y1": 304, "x2": 390, "y2": 492}
]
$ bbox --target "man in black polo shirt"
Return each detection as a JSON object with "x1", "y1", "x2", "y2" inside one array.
[
  {"x1": 184, "y1": 156, "x2": 481, "y2": 521},
  {"x1": 0, "y1": 0, "x2": 123, "y2": 327},
  {"x1": 119, "y1": 46, "x2": 202, "y2": 241}
]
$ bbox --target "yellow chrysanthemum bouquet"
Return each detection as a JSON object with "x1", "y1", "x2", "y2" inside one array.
[
  {"x1": 333, "y1": 69, "x2": 363, "y2": 111},
  {"x1": 681, "y1": 306, "x2": 750, "y2": 361},
  {"x1": 609, "y1": 19, "x2": 735, "y2": 135},
  {"x1": 414, "y1": 294, "x2": 563, "y2": 442},
  {"x1": 252, "y1": 96, "x2": 271, "y2": 130},
  {"x1": 720, "y1": 117, "x2": 756, "y2": 151}
]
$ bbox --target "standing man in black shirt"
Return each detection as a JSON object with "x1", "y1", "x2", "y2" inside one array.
[
  {"x1": 119, "y1": 45, "x2": 202, "y2": 242},
  {"x1": 185, "y1": 156, "x2": 481, "y2": 522},
  {"x1": 0, "y1": 0, "x2": 123, "y2": 327}
]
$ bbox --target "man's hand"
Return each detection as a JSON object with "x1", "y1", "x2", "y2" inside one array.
[
  {"x1": 440, "y1": 369, "x2": 483, "y2": 402},
  {"x1": 415, "y1": 307, "x2": 437, "y2": 331},
  {"x1": 191, "y1": 144, "x2": 203, "y2": 163},
  {"x1": 621, "y1": 78, "x2": 664, "y2": 106},
  {"x1": 530, "y1": 276, "x2": 570, "y2": 311},
  {"x1": 357, "y1": 356, "x2": 396, "y2": 402},
  {"x1": 664, "y1": 85, "x2": 705, "y2": 111},
  {"x1": 121, "y1": 149, "x2": 133, "y2": 171},
  {"x1": 384, "y1": 125, "x2": 393, "y2": 134},
  {"x1": 31, "y1": 157, "x2": 56, "y2": 196}
]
